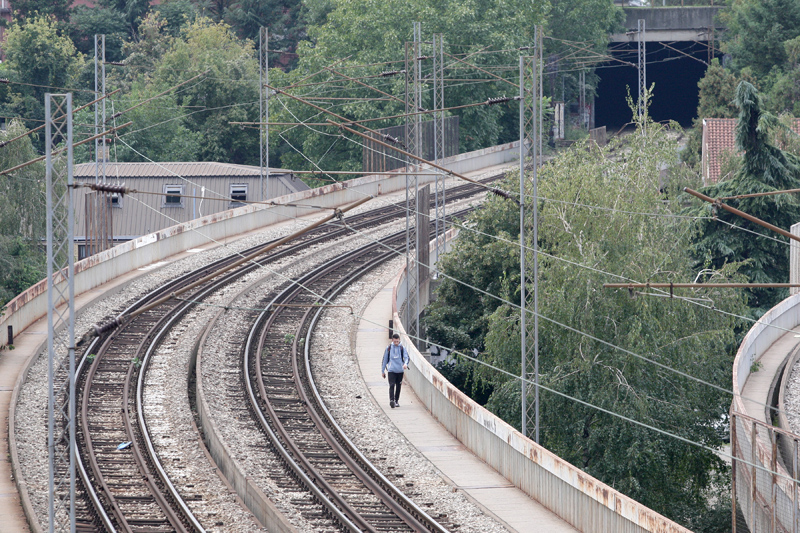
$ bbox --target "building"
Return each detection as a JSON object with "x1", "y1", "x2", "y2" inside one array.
[
  {"x1": 73, "y1": 161, "x2": 306, "y2": 258},
  {"x1": 701, "y1": 117, "x2": 800, "y2": 185}
]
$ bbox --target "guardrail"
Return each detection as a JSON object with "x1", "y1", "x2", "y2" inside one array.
[{"x1": 732, "y1": 292, "x2": 800, "y2": 532}]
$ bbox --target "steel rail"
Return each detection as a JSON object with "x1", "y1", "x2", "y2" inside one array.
[
  {"x1": 244, "y1": 292, "x2": 365, "y2": 532},
  {"x1": 298, "y1": 246, "x2": 451, "y2": 533},
  {"x1": 73, "y1": 177, "x2": 493, "y2": 529},
  {"x1": 249, "y1": 210, "x2": 472, "y2": 531},
  {"x1": 74, "y1": 336, "x2": 118, "y2": 533}
]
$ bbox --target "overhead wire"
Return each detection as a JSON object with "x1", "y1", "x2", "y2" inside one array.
[
  {"x1": 58, "y1": 44, "x2": 787, "y2": 483},
  {"x1": 274, "y1": 94, "x2": 800, "y2": 423}
]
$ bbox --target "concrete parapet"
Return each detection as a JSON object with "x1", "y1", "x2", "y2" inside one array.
[
  {"x1": 732, "y1": 292, "x2": 800, "y2": 532},
  {"x1": 392, "y1": 235, "x2": 691, "y2": 533}
]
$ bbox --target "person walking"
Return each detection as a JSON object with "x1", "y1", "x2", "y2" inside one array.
[{"x1": 381, "y1": 333, "x2": 409, "y2": 408}]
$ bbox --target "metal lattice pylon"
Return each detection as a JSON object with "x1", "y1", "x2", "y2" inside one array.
[
  {"x1": 404, "y1": 23, "x2": 422, "y2": 347},
  {"x1": 259, "y1": 27, "x2": 270, "y2": 202},
  {"x1": 432, "y1": 33, "x2": 446, "y2": 270},
  {"x1": 579, "y1": 70, "x2": 588, "y2": 130},
  {"x1": 46, "y1": 93, "x2": 77, "y2": 533},
  {"x1": 94, "y1": 34, "x2": 106, "y2": 186},
  {"x1": 519, "y1": 26, "x2": 542, "y2": 443},
  {"x1": 637, "y1": 19, "x2": 646, "y2": 127}
]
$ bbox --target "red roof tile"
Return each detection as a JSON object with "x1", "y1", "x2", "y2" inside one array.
[{"x1": 702, "y1": 118, "x2": 800, "y2": 185}]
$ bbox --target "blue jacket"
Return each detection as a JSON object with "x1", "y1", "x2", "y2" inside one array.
[{"x1": 381, "y1": 342, "x2": 408, "y2": 374}]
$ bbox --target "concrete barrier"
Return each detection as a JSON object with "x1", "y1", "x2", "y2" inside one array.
[
  {"x1": 393, "y1": 238, "x2": 691, "y2": 533},
  {"x1": 194, "y1": 307, "x2": 297, "y2": 533}
]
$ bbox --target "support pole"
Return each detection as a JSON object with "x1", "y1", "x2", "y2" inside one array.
[
  {"x1": 579, "y1": 70, "x2": 587, "y2": 130},
  {"x1": 404, "y1": 23, "x2": 422, "y2": 349},
  {"x1": 432, "y1": 33, "x2": 446, "y2": 270},
  {"x1": 637, "y1": 19, "x2": 646, "y2": 130},
  {"x1": 46, "y1": 92, "x2": 76, "y2": 533},
  {"x1": 520, "y1": 26, "x2": 542, "y2": 443},
  {"x1": 259, "y1": 28, "x2": 270, "y2": 202}
]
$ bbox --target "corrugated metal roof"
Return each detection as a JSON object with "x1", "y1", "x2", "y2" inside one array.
[
  {"x1": 74, "y1": 161, "x2": 292, "y2": 179},
  {"x1": 702, "y1": 118, "x2": 800, "y2": 184}
]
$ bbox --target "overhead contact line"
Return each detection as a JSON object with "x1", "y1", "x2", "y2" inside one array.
[
  {"x1": 262, "y1": 81, "x2": 519, "y2": 202},
  {"x1": 107, "y1": 70, "x2": 210, "y2": 122},
  {"x1": 89, "y1": 195, "x2": 373, "y2": 337},
  {"x1": 0, "y1": 89, "x2": 122, "y2": 148},
  {"x1": 0, "y1": 122, "x2": 132, "y2": 177},
  {"x1": 685, "y1": 187, "x2": 800, "y2": 244}
]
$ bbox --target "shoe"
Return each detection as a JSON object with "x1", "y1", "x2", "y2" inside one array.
[
  {"x1": 394, "y1": 400, "x2": 400, "y2": 407},
  {"x1": 390, "y1": 400, "x2": 396, "y2": 408}
]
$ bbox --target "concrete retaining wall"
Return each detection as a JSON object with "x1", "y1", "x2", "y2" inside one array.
[{"x1": 393, "y1": 239, "x2": 691, "y2": 533}]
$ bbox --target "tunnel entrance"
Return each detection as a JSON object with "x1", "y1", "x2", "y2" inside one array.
[{"x1": 594, "y1": 41, "x2": 716, "y2": 131}]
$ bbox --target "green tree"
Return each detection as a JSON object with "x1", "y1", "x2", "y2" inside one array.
[
  {"x1": 720, "y1": 0, "x2": 800, "y2": 79},
  {"x1": 152, "y1": 17, "x2": 260, "y2": 164},
  {"x1": 120, "y1": 12, "x2": 175, "y2": 84},
  {"x1": 224, "y1": 0, "x2": 305, "y2": 69},
  {"x1": 0, "y1": 121, "x2": 47, "y2": 309},
  {"x1": 68, "y1": 6, "x2": 128, "y2": 62},
  {"x1": 683, "y1": 59, "x2": 743, "y2": 170},
  {"x1": 1, "y1": 15, "x2": 85, "y2": 136},
  {"x1": 765, "y1": 36, "x2": 800, "y2": 116},
  {"x1": 97, "y1": 0, "x2": 153, "y2": 35},
  {"x1": 270, "y1": 0, "x2": 549, "y2": 173},
  {"x1": 9, "y1": 0, "x2": 72, "y2": 22},
  {"x1": 154, "y1": 0, "x2": 203, "y2": 36},
  {"x1": 689, "y1": 81, "x2": 800, "y2": 316},
  {"x1": 425, "y1": 116, "x2": 746, "y2": 531},
  {"x1": 74, "y1": 81, "x2": 201, "y2": 164}
]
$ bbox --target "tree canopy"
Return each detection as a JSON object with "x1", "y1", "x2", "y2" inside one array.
[
  {"x1": 424, "y1": 116, "x2": 745, "y2": 531},
  {"x1": 0, "y1": 122, "x2": 47, "y2": 309},
  {"x1": 1, "y1": 15, "x2": 85, "y2": 137}
]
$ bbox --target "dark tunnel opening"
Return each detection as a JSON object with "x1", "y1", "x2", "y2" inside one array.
[{"x1": 594, "y1": 41, "x2": 716, "y2": 131}]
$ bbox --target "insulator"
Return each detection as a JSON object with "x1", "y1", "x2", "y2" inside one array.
[
  {"x1": 94, "y1": 317, "x2": 122, "y2": 336},
  {"x1": 91, "y1": 183, "x2": 127, "y2": 195},
  {"x1": 487, "y1": 96, "x2": 512, "y2": 105},
  {"x1": 383, "y1": 134, "x2": 400, "y2": 144},
  {"x1": 0, "y1": 79, "x2": 9, "y2": 84},
  {"x1": 381, "y1": 70, "x2": 401, "y2": 77}
]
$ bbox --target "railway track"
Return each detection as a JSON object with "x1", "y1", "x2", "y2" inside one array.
[
  {"x1": 66, "y1": 177, "x2": 497, "y2": 531},
  {"x1": 242, "y1": 222, "x2": 459, "y2": 532}
]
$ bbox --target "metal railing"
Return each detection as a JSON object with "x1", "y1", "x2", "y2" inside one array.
[{"x1": 732, "y1": 410, "x2": 800, "y2": 533}]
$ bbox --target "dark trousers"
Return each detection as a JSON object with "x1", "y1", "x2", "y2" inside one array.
[{"x1": 388, "y1": 371, "x2": 404, "y2": 402}]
